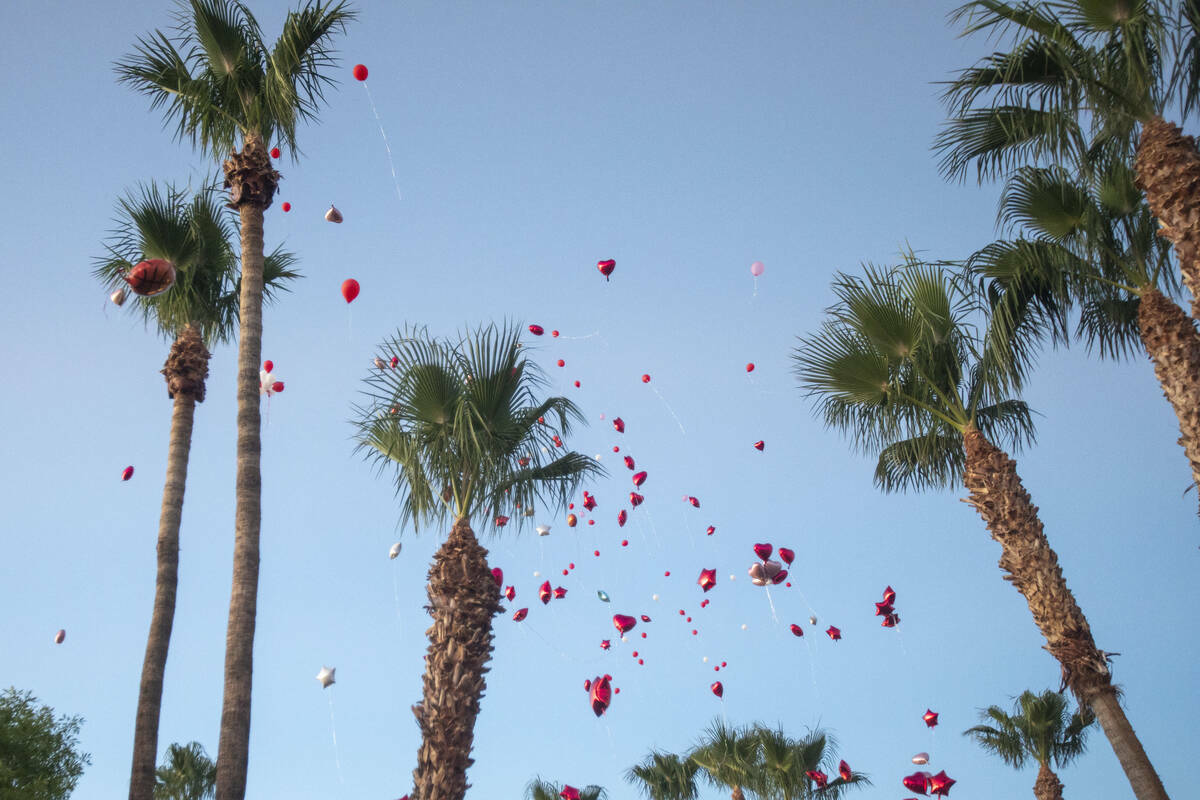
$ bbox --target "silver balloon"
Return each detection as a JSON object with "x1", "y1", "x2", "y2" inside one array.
[
  {"x1": 389, "y1": 542, "x2": 402, "y2": 559},
  {"x1": 110, "y1": 288, "x2": 127, "y2": 306},
  {"x1": 325, "y1": 204, "x2": 343, "y2": 223}
]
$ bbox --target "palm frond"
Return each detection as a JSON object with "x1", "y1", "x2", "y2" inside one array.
[
  {"x1": 936, "y1": 105, "x2": 1087, "y2": 183},
  {"x1": 874, "y1": 429, "x2": 965, "y2": 492}
]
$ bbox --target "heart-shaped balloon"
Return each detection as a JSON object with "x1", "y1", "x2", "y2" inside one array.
[
  {"x1": 504, "y1": 586, "x2": 515, "y2": 601},
  {"x1": 911, "y1": 752, "x2": 929, "y2": 766},
  {"x1": 624, "y1": 455, "x2": 635, "y2": 470},
  {"x1": 777, "y1": 547, "x2": 795, "y2": 565},
  {"x1": 771, "y1": 569, "x2": 788, "y2": 585},
  {"x1": 753, "y1": 440, "x2": 764, "y2": 451},
  {"x1": 902, "y1": 772, "x2": 930, "y2": 795},
  {"x1": 804, "y1": 771, "x2": 827, "y2": 789},
  {"x1": 748, "y1": 563, "x2": 768, "y2": 586},
  {"x1": 597, "y1": 259, "x2": 616, "y2": 279},
  {"x1": 613, "y1": 417, "x2": 625, "y2": 433},
  {"x1": 710, "y1": 681, "x2": 723, "y2": 698},
  {"x1": 789, "y1": 623, "x2": 804, "y2": 637},
  {"x1": 761, "y1": 560, "x2": 782, "y2": 581},
  {"x1": 539, "y1": 581, "x2": 552, "y2": 604},
  {"x1": 613, "y1": 614, "x2": 637, "y2": 634},
  {"x1": 629, "y1": 492, "x2": 644, "y2": 507},
  {"x1": 753, "y1": 543, "x2": 773, "y2": 561},
  {"x1": 839, "y1": 760, "x2": 851, "y2": 781},
  {"x1": 632, "y1": 471, "x2": 647, "y2": 487},
  {"x1": 617, "y1": 510, "x2": 627, "y2": 527},
  {"x1": 590, "y1": 675, "x2": 612, "y2": 716}
]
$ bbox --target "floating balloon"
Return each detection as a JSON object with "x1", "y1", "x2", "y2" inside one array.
[
  {"x1": 809, "y1": 615, "x2": 818, "y2": 625},
  {"x1": 110, "y1": 288, "x2": 127, "y2": 306},
  {"x1": 805, "y1": 771, "x2": 828, "y2": 790},
  {"x1": 513, "y1": 607, "x2": 529, "y2": 622},
  {"x1": 491, "y1": 567, "x2": 503, "y2": 587},
  {"x1": 557, "y1": 359, "x2": 565, "y2": 367},
  {"x1": 883, "y1": 586, "x2": 896, "y2": 605},
  {"x1": 777, "y1": 547, "x2": 794, "y2": 565},
  {"x1": 789, "y1": 623, "x2": 804, "y2": 637},
  {"x1": 748, "y1": 560, "x2": 782, "y2": 587},
  {"x1": 554, "y1": 586, "x2": 568, "y2": 599},
  {"x1": 923, "y1": 709, "x2": 939, "y2": 728},
  {"x1": 629, "y1": 492, "x2": 644, "y2": 507},
  {"x1": 552, "y1": 330, "x2": 559, "y2": 337},
  {"x1": 582, "y1": 494, "x2": 597, "y2": 511},
  {"x1": 537, "y1": 525, "x2": 551, "y2": 536},
  {"x1": 710, "y1": 681, "x2": 723, "y2": 698},
  {"x1": 597, "y1": 259, "x2": 615, "y2": 280},
  {"x1": 839, "y1": 760, "x2": 852, "y2": 782},
  {"x1": 125, "y1": 259, "x2": 176, "y2": 296},
  {"x1": 567, "y1": 513, "x2": 578, "y2": 527},
  {"x1": 750, "y1": 261, "x2": 765, "y2": 277},
  {"x1": 54, "y1": 629, "x2": 65, "y2": 644},
  {"x1": 325, "y1": 204, "x2": 343, "y2": 223},
  {"x1": 612, "y1": 417, "x2": 625, "y2": 433},
  {"x1": 613, "y1": 614, "x2": 637, "y2": 634},
  {"x1": 597, "y1": 590, "x2": 610, "y2": 603},
  {"x1": 494, "y1": 515, "x2": 510, "y2": 527},
  {"x1": 262, "y1": 360, "x2": 274, "y2": 373},
  {"x1": 539, "y1": 581, "x2": 552, "y2": 604},
  {"x1": 374, "y1": 357, "x2": 387, "y2": 370},
  {"x1": 122, "y1": 466, "x2": 134, "y2": 481},
  {"x1": 590, "y1": 675, "x2": 612, "y2": 716},
  {"x1": 911, "y1": 753, "x2": 929, "y2": 766},
  {"x1": 753, "y1": 543, "x2": 773, "y2": 561},
  {"x1": 617, "y1": 510, "x2": 627, "y2": 527},
  {"x1": 826, "y1": 625, "x2": 842, "y2": 641},
  {"x1": 341, "y1": 279, "x2": 360, "y2": 303},
  {"x1": 641, "y1": 374, "x2": 651, "y2": 383},
  {"x1": 753, "y1": 440, "x2": 765, "y2": 451},
  {"x1": 632, "y1": 471, "x2": 647, "y2": 488},
  {"x1": 686, "y1": 496, "x2": 700, "y2": 508},
  {"x1": 876, "y1": 601, "x2": 894, "y2": 616},
  {"x1": 505, "y1": 586, "x2": 516, "y2": 601},
  {"x1": 352, "y1": 63, "x2": 368, "y2": 81},
  {"x1": 706, "y1": 525, "x2": 715, "y2": 536},
  {"x1": 881, "y1": 613, "x2": 900, "y2": 628},
  {"x1": 600, "y1": 639, "x2": 611, "y2": 650},
  {"x1": 270, "y1": 146, "x2": 281, "y2": 158},
  {"x1": 528, "y1": 324, "x2": 544, "y2": 336},
  {"x1": 282, "y1": 202, "x2": 292, "y2": 212},
  {"x1": 929, "y1": 771, "x2": 955, "y2": 797},
  {"x1": 902, "y1": 773, "x2": 930, "y2": 795},
  {"x1": 389, "y1": 542, "x2": 402, "y2": 559},
  {"x1": 560, "y1": 785, "x2": 580, "y2": 800},
  {"x1": 316, "y1": 666, "x2": 336, "y2": 688},
  {"x1": 390, "y1": 356, "x2": 398, "y2": 368},
  {"x1": 640, "y1": 614, "x2": 651, "y2": 623},
  {"x1": 745, "y1": 362, "x2": 754, "y2": 372},
  {"x1": 698, "y1": 568, "x2": 717, "y2": 592}
]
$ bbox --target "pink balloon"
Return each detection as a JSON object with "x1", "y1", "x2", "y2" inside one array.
[
  {"x1": 54, "y1": 629, "x2": 65, "y2": 644},
  {"x1": 750, "y1": 261, "x2": 765, "y2": 277}
]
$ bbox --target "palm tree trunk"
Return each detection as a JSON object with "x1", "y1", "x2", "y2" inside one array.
[
  {"x1": 1033, "y1": 762, "x2": 1063, "y2": 800},
  {"x1": 1135, "y1": 116, "x2": 1200, "y2": 322},
  {"x1": 411, "y1": 517, "x2": 502, "y2": 800},
  {"x1": 961, "y1": 427, "x2": 1169, "y2": 800},
  {"x1": 1137, "y1": 287, "x2": 1200, "y2": 516},
  {"x1": 216, "y1": 135, "x2": 272, "y2": 800},
  {"x1": 129, "y1": 324, "x2": 209, "y2": 800},
  {"x1": 731, "y1": 786, "x2": 744, "y2": 800}
]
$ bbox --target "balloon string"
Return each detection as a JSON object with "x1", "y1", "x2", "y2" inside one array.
[
  {"x1": 649, "y1": 386, "x2": 687, "y2": 435},
  {"x1": 763, "y1": 585, "x2": 779, "y2": 623},
  {"x1": 327, "y1": 693, "x2": 344, "y2": 785},
  {"x1": 362, "y1": 82, "x2": 403, "y2": 203},
  {"x1": 391, "y1": 568, "x2": 405, "y2": 638},
  {"x1": 558, "y1": 330, "x2": 602, "y2": 341}
]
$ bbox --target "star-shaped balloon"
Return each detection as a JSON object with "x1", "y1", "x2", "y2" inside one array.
[
  {"x1": 826, "y1": 625, "x2": 841, "y2": 641},
  {"x1": 560, "y1": 785, "x2": 580, "y2": 800},
  {"x1": 838, "y1": 760, "x2": 851, "y2": 781},
  {"x1": 316, "y1": 666, "x2": 335, "y2": 688},
  {"x1": 804, "y1": 770, "x2": 827, "y2": 789},
  {"x1": 923, "y1": 709, "x2": 939, "y2": 728},
  {"x1": 928, "y1": 770, "x2": 955, "y2": 796},
  {"x1": 698, "y1": 568, "x2": 717, "y2": 592}
]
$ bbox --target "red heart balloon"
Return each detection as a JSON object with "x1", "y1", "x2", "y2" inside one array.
[
  {"x1": 632, "y1": 471, "x2": 647, "y2": 487},
  {"x1": 902, "y1": 772, "x2": 930, "y2": 795},
  {"x1": 617, "y1": 510, "x2": 627, "y2": 527},
  {"x1": 710, "y1": 681, "x2": 723, "y2": 698},
  {"x1": 613, "y1": 614, "x2": 637, "y2": 634},
  {"x1": 805, "y1": 770, "x2": 828, "y2": 789},
  {"x1": 624, "y1": 455, "x2": 635, "y2": 470},
  {"x1": 789, "y1": 623, "x2": 804, "y2": 637},
  {"x1": 539, "y1": 581, "x2": 552, "y2": 604},
  {"x1": 504, "y1": 586, "x2": 515, "y2": 601},
  {"x1": 640, "y1": 614, "x2": 651, "y2": 622},
  {"x1": 597, "y1": 259, "x2": 616, "y2": 279},
  {"x1": 777, "y1": 547, "x2": 795, "y2": 565},
  {"x1": 753, "y1": 440, "x2": 764, "y2": 451},
  {"x1": 771, "y1": 569, "x2": 788, "y2": 585},
  {"x1": 590, "y1": 675, "x2": 612, "y2": 716},
  {"x1": 491, "y1": 567, "x2": 503, "y2": 587},
  {"x1": 512, "y1": 608, "x2": 528, "y2": 622},
  {"x1": 629, "y1": 492, "x2": 644, "y2": 507},
  {"x1": 753, "y1": 543, "x2": 773, "y2": 561}
]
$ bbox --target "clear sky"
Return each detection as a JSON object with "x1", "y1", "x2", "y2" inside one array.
[{"x1": 2, "y1": 2, "x2": 1196, "y2": 798}]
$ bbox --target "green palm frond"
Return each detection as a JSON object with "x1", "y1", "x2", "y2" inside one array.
[
  {"x1": 936, "y1": 105, "x2": 1088, "y2": 183},
  {"x1": 94, "y1": 180, "x2": 299, "y2": 346},
  {"x1": 353, "y1": 323, "x2": 604, "y2": 535},
  {"x1": 964, "y1": 689, "x2": 1094, "y2": 774},
  {"x1": 154, "y1": 741, "x2": 216, "y2": 800},
  {"x1": 526, "y1": 777, "x2": 607, "y2": 800},
  {"x1": 998, "y1": 166, "x2": 1091, "y2": 239},
  {"x1": 874, "y1": 429, "x2": 965, "y2": 492},
  {"x1": 625, "y1": 752, "x2": 700, "y2": 800}
]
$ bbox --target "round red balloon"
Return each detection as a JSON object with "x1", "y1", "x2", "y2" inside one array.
[
  {"x1": 341, "y1": 279, "x2": 360, "y2": 303},
  {"x1": 352, "y1": 63, "x2": 368, "y2": 81},
  {"x1": 270, "y1": 147, "x2": 281, "y2": 159},
  {"x1": 282, "y1": 202, "x2": 291, "y2": 212}
]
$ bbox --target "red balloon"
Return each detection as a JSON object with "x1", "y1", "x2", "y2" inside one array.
[
  {"x1": 789, "y1": 623, "x2": 804, "y2": 637},
  {"x1": 753, "y1": 440, "x2": 765, "y2": 451},
  {"x1": 641, "y1": 374, "x2": 651, "y2": 383},
  {"x1": 612, "y1": 417, "x2": 625, "y2": 433},
  {"x1": 632, "y1": 471, "x2": 647, "y2": 487},
  {"x1": 341, "y1": 278, "x2": 360, "y2": 303},
  {"x1": 805, "y1": 771, "x2": 828, "y2": 790},
  {"x1": 640, "y1": 614, "x2": 651, "y2": 622},
  {"x1": 710, "y1": 681, "x2": 723, "y2": 698},
  {"x1": 923, "y1": 709, "x2": 939, "y2": 728},
  {"x1": 600, "y1": 639, "x2": 611, "y2": 650},
  {"x1": 624, "y1": 455, "x2": 635, "y2": 470},
  {"x1": 282, "y1": 202, "x2": 291, "y2": 212},
  {"x1": 554, "y1": 586, "x2": 568, "y2": 599},
  {"x1": 567, "y1": 513, "x2": 578, "y2": 528},
  {"x1": 557, "y1": 359, "x2": 565, "y2": 367},
  {"x1": 560, "y1": 785, "x2": 580, "y2": 800},
  {"x1": 777, "y1": 547, "x2": 795, "y2": 565},
  {"x1": 597, "y1": 259, "x2": 616, "y2": 280},
  {"x1": 883, "y1": 585, "x2": 897, "y2": 605},
  {"x1": 903, "y1": 771, "x2": 931, "y2": 795},
  {"x1": 882, "y1": 613, "x2": 900, "y2": 627},
  {"x1": 270, "y1": 147, "x2": 281, "y2": 158},
  {"x1": 271, "y1": 381, "x2": 284, "y2": 393},
  {"x1": 352, "y1": 63, "x2": 368, "y2": 81},
  {"x1": 706, "y1": 525, "x2": 715, "y2": 536},
  {"x1": 839, "y1": 760, "x2": 852, "y2": 781},
  {"x1": 617, "y1": 510, "x2": 627, "y2": 527},
  {"x1": 590, "y1": 675, "x2": 612, "y2": 716},
  {"x1": 552, "y1": 330, "x2": 559, "y2": 337},
  {"x1": 771, "y1": 569, "x2": 788, "y2": 585},
  {"x1": 504, "y1": 585, "x2": 515, "y2": 601},
  {"x1": 583, "y1": 679, "x2": 591, "y2": 691},
  {"x1": 495, "y1": 515, "x2": 510, "y2": 527},
  {"x1": 746, "y1": 363, "x2": 755, "y2": 372},
  {"x1": 686, "y1": 496, "x2": 700, "y2": 508},
  {"x1": 876, "y1": 601, "x2": 894, "y2": 616},
  {"x1": 529, "y1": 324, "x2": 544, "y2": 336},
  {"x1": 929, "y1": 771, "x2": 955, "y2": 797},
  {"x1": 125, "y1": 259, "x2": 176, "y2": 296},
  {"x1": 613, "y1": 614, "x2": 637, "y2": 634},
  {"x1": 621, "y1": 539, "x2": 629, "y2": 547},
  {"x1": 122, "y1": 466, "x2": 135, "y2": 481},
  {"x1": 582, "y1": 494, "x2": 597, "y2": 511},
  {"x1": 512, "y1": 608, "x2": 528, "y2": 622},
  {"x1": 263, "y1": 360, "x2": 274, "y2": 373},
  {"x1": 629, "y1": 492, "x2": 644, "y2": 507},
  {"x1": 698, "y1": 568, "x2": 717, "y2": 592},
  {"x1": 539, "y1": 581, "x2": 552, "y2": 605},
  {"x1": 753, "y1": 543, "x2": 773, "y2": 561},
  {"x1": 826, "y1": 625, "x2": 842, "y2": 641},
  {"x1": 491, "y1": 567, "x2": 503, "y2": 587}
]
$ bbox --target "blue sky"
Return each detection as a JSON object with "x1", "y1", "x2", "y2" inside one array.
[{"x1": 2, "y1": 2, "x2": 1196, "y2": 798}]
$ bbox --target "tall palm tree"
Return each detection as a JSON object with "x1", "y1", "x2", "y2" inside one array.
[
  {"x1": 94, "y1": 182, "x2": 297, "y2": 800},
  {"x1": 353, "y1": 323, "x2": 603, "y2": 800},
  {"x1": 746, "y1": 724, "x2": 869, "y2": 800},
  {"x1": 793, "y1": 261, "x2": 1168, "y2": 800},
  {"x1": 525, "y1": 777, "x2": 607, "y2": 800},
  {"x1": 972, "y1": 157, "x2": 1200, "y2": 511},
  {"x1": 116, "y1": 5, "x2": 353, "y2": 798},
  {"x1": 626, "y1": 752, "x2": 701, "y2": 800},
  {"x1": 154, "y1": 741, "x2": 217, "y2": 800},
  {"x1": 964, "y1": 689, "x2": 1094, "y2": 800}
]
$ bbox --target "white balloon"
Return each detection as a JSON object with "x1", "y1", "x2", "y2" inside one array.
[
  {"x1": 316, "y1": 666, "x2": 336, "y2": 688},
  {"x1": 741, "y1": 623, "x2": 748, "y2": 630},
  {"x1": 651, "y1": 594, "x2": 659, "y2": 601},
  {"x1": 912, "y1": 752, "x2": 930, "y2": 766},
  {"x1": 536, "y1": 525, "x2": 551, "y2": 536},
  {"x1": 388, "y1": 542, "x2": 402, "y2": 559}
]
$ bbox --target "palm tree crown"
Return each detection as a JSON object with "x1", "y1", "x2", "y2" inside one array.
[
  {"x1": 154, "y1": 741, "x2": 217, "y2": 800},
  {"x1": 626, "y1": 751, "x2": 701, "y2": 800},
  {"x1": 525, "y1": 777, "x2": 607, "y2": 800},
  {"x1": 965, "y1": 689, "x2": 1093, "y2": 770}
]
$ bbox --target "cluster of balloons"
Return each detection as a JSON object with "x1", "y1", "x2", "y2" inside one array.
[
  {"x1": 876, "y1": 586, "x2": 900, "y2": 628},
  {"x1": 902, "y1": 770, "x2": 955, "y2": 796},
  {"x1": 259, "y1": 360, "x2": 285, "y2": 396},
  {"x1": 748, "y1": 542, "x2": 791, "y2": 586}
]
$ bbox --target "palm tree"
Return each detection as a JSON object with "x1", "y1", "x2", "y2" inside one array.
[
  {"x1": 971, "y1": 157, "x2": 1200, "y2": 511},
  {"x1": 525, "y1": 777, "x2": 607, "y2": 800},
  {"x1": 626, "y1": 752, "x2": 701, "y2": 800},
  {"x1": 687, "y1": 719, "x2": 757, "y2": 800},
  {"x1": 964, "y1": 690, "x2": 1093, "y2": 800},
  {"x1": 793, "y1": 261, "x2": 1168, "y2": 800},
  {"x1": 746, "y1": 724, "x2": 869, "y2": 800},
  {"x1": 154, "y1": 741, "x2": 217, "y2": 800},
  {"x1": 94, "y1": 182, "x2": 297, "y2": 800},
  {"x1": 116, "y1": 5, "x2": 353, "y2": 798},
  {"x1": 353, "y1": 323, "x2": 603, "y2": 800}
]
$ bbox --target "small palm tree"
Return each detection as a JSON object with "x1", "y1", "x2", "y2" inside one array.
[
  {"x1": 626, "y1": 751, "x2": 701, "y2": 800},
  {"x1": 94, "y1": 182, "x2": 297, "y2": 800},
  {"x1": 964, "y1": 689, "x2": 1094, "y2": 800},
  {"x1": 354, "y1": 323, "x2": 603, "y2": 800},
  {"x1": 687, "y1": 719, "x2": 757, "y2": 800},
  {"x1": 116, "y1": 5, "x2": 354, "y2": 798},
  {"x1": 747, "y1": 724, "x2": 869, "y2": 800},
  {"x1": 525, "y1": 777, "x2": 607, "y2": 800},
  {"x1": 793, "y1": 260, "x2": 1167, "y2": 800},
  {"x1": 154, "y1": 741, "x2": 217, "y2": 800}
]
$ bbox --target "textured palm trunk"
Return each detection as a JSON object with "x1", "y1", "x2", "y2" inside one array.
[
  {"x1": 411, "y1": 517, "x2": 502, "y2": 800},
  {"x1": 1137, "y1": 287, "x2": 1200, "y2": 516},
  {"x1": 128, "y1": 324, "x2": 209, "y2": 800},
  {"x1": 731, "y1": 786, "x2": 744, "y2": 800},
  {"x1": 1033, "y1": 762, "x2": 1063, "y2": 800},
  {"x1": 216, "y1": 134, "x2": 277, "y2": 800},
  {"x1": 1135, "y1": 116, "x2": 1200, "y2": 322},
  {"x1": 962, "y1": 427, "x2": 1169, "y2": 800}
]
